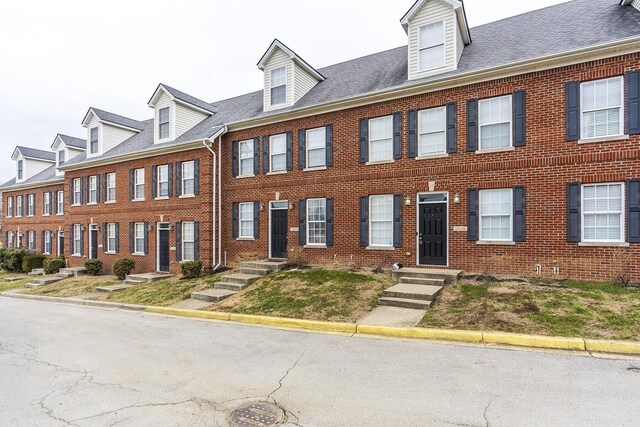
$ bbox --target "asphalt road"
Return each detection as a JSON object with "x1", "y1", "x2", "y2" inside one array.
[{"x1": 1, "y1": 297, "x2": 639, "y2": 427}]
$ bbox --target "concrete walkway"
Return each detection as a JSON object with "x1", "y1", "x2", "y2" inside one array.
[{"x1": 358, "y1": 306, "x2": 427, "y2": 327}]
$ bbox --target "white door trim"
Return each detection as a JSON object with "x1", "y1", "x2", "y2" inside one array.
[
  {"x1": 416, "y1": 191, "x2": 449, "y2": 267},
  {"x1": 88, "y1": 224, "x2": 98, "y2": 260},
  {"x1": 268, "y1": 200, "x2": 288, "y2": 260}
]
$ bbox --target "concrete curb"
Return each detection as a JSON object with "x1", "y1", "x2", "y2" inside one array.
[{"x1": 0, "y1": 292, "x2": 146, "y2": 312}]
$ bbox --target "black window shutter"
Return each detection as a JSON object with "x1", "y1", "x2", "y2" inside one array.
[
  {"x1": 359, "y1": 119, "x2": 368, "y2": 163},
  {"x1": 513, "y1": 91, "x2": 526, "y2": 147},
  {"x1": 393, "y1": 194, "x2": 402, "y2": 248},
  {"x1": 167, "y1": 163, "x2": 173, "y2": 197},
  {"x1": 298, "y1": 129, "x2": 306, "y2": 170},
  {"x1": 143, "y1": 221, "x2": 149, "y2": 254},
  {"x1": 80, "y1": 226, "x2": 85, "y2": 256},
  {"x1": 129, "y1": 169, "x2": 134, "y2": 200},
  {"x1": 286, "y1": 131, "x2": 293, "y2": 171},
  {"x1": 408, "y1": 109, "x2": 418, "y2": 158},
  {"x1": 326, "y1": 198, "x2": 334, "y2": 246},
  {"x1": 468, "y1": 189, "x2": 479, "y2": 241},
  {"x1": 566, "y1": 81, "x2": 581, "y2": 141},
  {"x1": 626, "y1": 71, "x2": 640, "y2": 135},
  {"x1": 175, "y1": 222, "x2": 182, "y2": 261},
  {"x1": 80, "y1": 178, "x2": 84, "y2": 204},
  {"x1": 232, "y1": 141, "x2": 239, "y2": 177},
  {"x1": 69, "y1": 178, "x2": 73, "y2": 204},
  {"x1": 447, "y1": 102, "x2": 458, "y2": 153},
  {"x1": 53, "y1": 192, "x2": 57, "y2": 215},
  {"x1": 232, "y1": 203, "x2": 239, "y2": 239},
  {"x1": 115, "y1": 223, "x2": 120, "y2": 253},
  {"x1": 70, "y1": 225, "x2": 73, "y2": 252},
  {"x1": 360, "y1": 196, "x2": 369, "y2": 247},
  {"x1": 194, "y1": 159, "x2": 200, "y2": 195},
  {"x1": 151, "y1": 165, "x2": 157, "y2": 199},
  {"x1": 466, "y1": 99, "x2": 478, "y2": 152},
  {"x1": 102, "y1": 174, "x2": 107, "y2": 202},
  {"x1": 627, "y1": 179, "x2": 640, "y2": 243},
  {"x1": 567, "y1": 182, "x2": 582, "y2": 242},
  {"x1": 194, "y1": 222, "x2": 200, "y2": 261},
  {"x1": 96, "y1": 174, "x2": 101, "y2": 203},
  {"x1": 262, "y1": 136, "x2": 269, "y2": 173},
  {"x1": 513, "y1": 186, "x2": 526, "y2": 242},
  {"x1": 253, "y1": 201, "x2": 260, "y2": 239},
  {"x1": 129, "y1": 222, "x2": 134, "y2": 254},
  {"x1": 253, "y1": 137, "x2": 260, "y2": 174},
  {"x1": 41, "y1": 231, "x2": 45, "y2": 253},
  {"x1": 298, "y1": 200, "x2": 306, "y2": 246},
  {"x1": 326, "y1": 125, "x2": 333, "y2": 167},
  {"x1": 84, "y1": 177, "x2": 89, "y2": 204},
  {"x1": 102, "y1": 223, "x2": 107, "y2": 251},
  {"x1": 175, "y1": 162, "x2": 182, "y2": 197},
  {"x1": 393, "y1": 112, "x2": 402, "y2": 160}
]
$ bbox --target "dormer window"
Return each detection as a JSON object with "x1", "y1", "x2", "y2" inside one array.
[
  {"x1": 90, "y1": 127, "x2": 99, "y2": 154},
  {"x1": 270, "y1": 67, "x2": 287, "y2": 105},
  {"x1": 58, "y1": 150, "x2": 65, "y2": 166},
  {"x1": 159, "y1": 107, "x2": 170, "y2": 139},
  {"x1": 419, "y1": 21, "x2": 445, "y2": 71},
  {"x1": 17, "y1": 160, "x2": 24, "y2": 180}
]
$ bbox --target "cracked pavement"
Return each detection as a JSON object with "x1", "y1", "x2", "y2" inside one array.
[{"x1": 2, "y1": 298, "x2": 640, "y2": 426}]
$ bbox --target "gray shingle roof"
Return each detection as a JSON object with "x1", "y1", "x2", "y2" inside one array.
[
  {"x1": 0, "y1": 164, "x2": 61, "y2": 190},
  {"x1": 159, "y1": 84, "x2": 218, "y2": 114},
  {"x1": 58, "y1": 134, "x2": 86, "y2": 149},
  {"x1": 15, "y1": 146, "x2": 56, "y2": 162},
  {"x1": 89, "y1": 108, "x2": 146, "y2": 131}
]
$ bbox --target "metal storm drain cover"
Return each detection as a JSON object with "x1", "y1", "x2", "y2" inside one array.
[{"x1": 230, "y1": 402, "x2": 285, "y2": 427}]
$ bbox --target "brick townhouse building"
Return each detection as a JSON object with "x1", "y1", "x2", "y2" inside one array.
[{"x1": 2, "y1": 0, "x2": 640, "y2": 281}]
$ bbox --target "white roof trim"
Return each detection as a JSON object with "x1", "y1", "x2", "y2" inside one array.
[
  {"x1": 257, "y1": 39, "x2": 325, "y2": 81},
  {"x1": 147, "y1": 84, "x2": 215, "y2": 115},
  {"x1": 51, "y1": 135, "x2": 63, "y2": 150},
  {"x1": 81, "y1": 108, "x2": 99, "y2": 127},
  {"x1": 400, "y1": 0, "x2": 471, "y2": 44},
  {"x1": 10, "y1": 147, "x2": 55, "y2": 163},
  {"x1": 81, "y1": 108, "x2": 142, "y2": 133}
]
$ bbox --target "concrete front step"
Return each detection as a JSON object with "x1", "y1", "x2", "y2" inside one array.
[
  {"x1": 220, "y1": 273, "x2": 261, "y2": 285},
  {"x1": 379, "y1": 297, "x2": 432, "y2": 310},
  {"x1": 239, "y1": 260, "x2": 287, "y2": 273},
  {"x1": 240, "y1": 267, "x2": 271, "y2": 276},
  {"x1": 96, "y1": 284, "x2": 135, "y2": 293},
  {"x1": 59, "y1": 268, "x2": 87, "y2": 277},
  {"x1": 30, "y1": 276, "x2": 63, "y2": 286},
  {"x1": 399, "y1": 276, "x2": 445, "y2": 286},
  {"x1": 125, "y1": 273, "x2": 173, "y2": 283},
  {"x1": 24, "y1": 282, "x2": 47, "y2": 289},
  {"x1": 56, "y1": 272, "x2": 74, "y2": 278},
  {"x1": 124, "y1": 279, "x2": 147, "y2": 285},
  {"x1": 382, "y1": 284, "x2": 443, "y2": 301},
  {"x1": 214, "y1": 282, "x2": 250, "y2": 292},
  {"x1": 4, "y1": 276, "x2": 26, "y2": 282},
  {"x1": 392, "y1": 268, "x2": 462, "y2": 284},
  {"x1": 192, "y1": 288, "x2": 236, "y2": 302}
]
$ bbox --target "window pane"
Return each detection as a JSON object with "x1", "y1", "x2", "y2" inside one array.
[
  {"x1": 306, "y1": 128, "x2": 325, "y2": 149},
  {"x1": 370, "y1": 195, "x2": 393, "y2": 246},
  {"x1": 307, "y1": 148, "x2": 325, "y2": 168},
  {"x1": 270, "y1": 135, "x2": 287, "y2": 171},
  {"x1": 370, "y1": 116, "x2": 393, "y2": 141},
  {"x1": 271, "y1": 67, "x2": 286, "y2": 86},
  {"x1": 480, "y1": 189, "x2": 512, "y2": 240},
  {"x1": 240, "y1": 158, "x2": 253, "y2": 176},
  {"x1": 420, "y1": 21, "x2": 444, "y2": 47}
]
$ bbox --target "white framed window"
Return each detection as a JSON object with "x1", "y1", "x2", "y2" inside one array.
[
  {"x1": 7, "y1": 196, "x2": 13, "y2": 218},
  {"x1": 269, "y1": 134, "x2": 287, "y2": 172},
  {"x1": 419, "y1": 20, "x2": 445, "y2": 71},
  {"x1": 306, "y1": 128, "x2": 326, "y2": 168},
  {"x1": 43, "y1": 192, "x2": 51, "y2": 216},
  {"x1": 17, "y1": 231, "x2": 23, "y2": 248},
  {"x1": 44, "y1": 231, "x2": 52, "y2": 255},
  {"x1": 239, "y1": 139, "x2": 254, "y2": 177},
  {"x1": 480, "y1": 189, "x2": 513, "y2": 241},
  {"x1": 90, "y1": 127, "x2": 99, "y2": 154},
  {"x1": 57, "y1": 191, "x2": 64, "y2": 214},
  {"x1": 107, "y1": 223, "x2": 116, "y2": 252},
  {"x1": 307, "y1": 198, "x2": 327, "y2": 245},
  {"x1": 270, "y1": 66, "x2": 287, "y2": 105},
  {"x1": 369, "y1": 116, "x2": 394, "y2": 162},
  {"x1": 157, "y1": 165, "x2": 169, "y2": 198},
  {"x1": 370, "y1": 195, "x2": 394, "y2": 247},
  {"x1": 182, "y1": 222, "x2": 195, "y2": 261},
  {"x1": 159, "y1": 107, "x2": 170, "y2": 139},
  {"x1": 89, "y1": 175, "x2": 98, "y2": 204},
  {"x1": 106, "y1": 173, "x2": 116, "y2": 202},
  {"x1": 239, "y1": 202, "x2": 254, "y2": 238},
  {"x1": 479, "y1": 95, "x2": 512, "y2": 150},
  {"x1": 73, "y1": 178, "x2": 81, "y2": 205},
  {"x1": 73, "y1": 224, "x2": 81, "y2": 255},
  {"x1": 27, "y1": 194, "x2": 35, "y2": 216},
  {"x1": 58, "y1": 149, "x2": 65, "y2": 166},
  {"x1": 134, "y1": 222, "x2": 145, "y2": 254},
  {"x1": 581, "y1": 76, "x2": 624, "y2": 140},
  {"x1": 16, "y1": 195, "x2": 23, "y2": 217},
  {"x1": 134, "y1": 168, "x2": 145, "y2": 200},
  {"x1": 418, "y1": 106, "x2": 446, "y2": 156},
  {"x1": 182, "y1": 161, "x2": 195, "y2": 196},
  {"x1": 17, "y1": 160, "x2": 24, "y2": 181},
  {"x1": 28, "y1": 231, "x2": 35, "y2": 251},
  {"x1": 7, "y1": 231, "x2": 14, "y2": 248},
  {"x1": 582, "y1": 183, "x2": 624, "y2": 243}
]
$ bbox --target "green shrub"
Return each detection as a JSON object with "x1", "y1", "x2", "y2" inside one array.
[
  {"x1": 44, "y1": 256, "x2": 66, "y2": 274},
  {"x1": 84, "y1": 259, "x2": 103, "y2": 276},
  {"x1": 113, "y1": 258, "x2": 135, "y2": 280},
  {"x1": 0, "y1": 247, "x2": 29, "y2": 272},
  {"x1": 22, "y1": 255, "x2": 46, "y2": 273},
  {"x1": 181, "y1": 260, "x2": 203, "y2": 279}
]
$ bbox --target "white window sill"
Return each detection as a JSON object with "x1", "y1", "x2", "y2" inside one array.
[
  {"x1": 304, "y1": 166, "x2": 327, "y2": 172},
  {"x1": 179, "y1": 260, "x2": 196, "y2": 264},
  {"x1": 87, "y1": 202, "x2": 97, "y2": 206},
  {"x1": 71, "y1": 204, "x2": 81, "y2": 207},
  {"x1": 43, "y1": 214, "x2": 50, "y2": 217},
  {"x1": 6, "y1": 216, "x2": 12, "y2": 219},
  {"x1": 27, "y1": 215, "x2": 34, "y2": 218},
  {"x1": 366, "y1": 246, "x2": 395, "y2": 251},
  {"x1": 71, "y1": 254, "x2": 82, "y2": 258},
  {"x1": 132, "y1": 253, "x2": 146, "y2": 257},
  {"x1": 179, "y1": 194, "x2": 195, "y2": 199},
  {"x1": 304, "y1": 244, "x2": 327, "y2": 249},
  {"x1": 475, "y1": 146, "x2": 515, "y2": 155},
  {"x1": 104, "y1": 200, "x2": 116, "y2": 204},
  {"x1": 237, "y1": 174, "x2": 255, "y2": 179},
  {"x1": 56, "y1": 213, "x2": 64, "y2": 216},
  {"x1": 578, "y1": 135, "x2": 629, "y2": 144},
  {"x1": 416, "y1": 153, "x2": 448, "y2": 161},
  {"x1": 366, "y1": 159, "x2": 395, "y2": 166},
  {"x1": 155, "y1": 197, "x2": 169, "y2": 201},
  {"x1": 578, "y1": 242, "x2": 630, "y2": 248},
  {"x1": 477, "y1": 240, "x2": 516, "y2": 246},
  {"x1": 236, "y1": 237, "x2": 255, "y2": 241},
  {"x1": 43, "y1": 252, "x2": 51, "y2": 256},
  {"x1": 104, "y1": 251, "x2": 116, "y2": 255},
  {"x1": 132, "y1": 199, "x2": 145, "y2": 203},
  {"x1": 267, "y1": 170, "x2": 287, "y2": 176}
]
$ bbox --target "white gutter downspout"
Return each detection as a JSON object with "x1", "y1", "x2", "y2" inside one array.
[{"x1": 202, "y1": 126, "x2": 226, "y2": 272}]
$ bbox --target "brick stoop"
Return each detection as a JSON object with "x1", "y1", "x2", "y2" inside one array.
[{"x1": 379, "y1": 268, "x2": 462, "y2": 309}]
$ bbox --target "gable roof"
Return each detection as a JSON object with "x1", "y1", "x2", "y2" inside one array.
[
  {"x1": 81, "y1": 107, "x2": 146, "y2": 132},
  {"x1": 148, "y1": 83, "x2": 218, "y2": 114},
  {"x1": 11, "y1": 146, "x2": 56, "y2": 162},
  {"x1": 400, "y1": 0, "x2": 471, "y2": 44},
  {"x1": 0, "y1": 163, "x2": 61, "y2": 190},
  {"x1": 51, "y1": 134, "x2": 86, "y2": 150},
  {"x1": 257, "y1": 39, "x2": 325, "y2": 81}
]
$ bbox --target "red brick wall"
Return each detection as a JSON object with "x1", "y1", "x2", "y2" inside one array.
[{"x1": 220, "y1": 53, "x2": 640, "y2": 282}]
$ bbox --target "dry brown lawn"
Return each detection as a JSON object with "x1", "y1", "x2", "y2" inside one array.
[{"x1": 22, "y1": 275, "x2": 120, "y2": 298}]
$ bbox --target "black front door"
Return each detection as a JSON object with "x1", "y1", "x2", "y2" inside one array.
[
  {"x1": 271, "y1": 209, "x2": 288, "y2": 259},
  {"x1": 90, "y1": 228, "x2": 98, "y2": 259},
  {"x1": 418, "y1": 203, "x2": 447, "y2": 266},
  {"x1": 58, "y1": 234, "x2": 65, "y2": 257},
  {"x1": 158, "y1": 227, "x2": 170, "y2": 272}
]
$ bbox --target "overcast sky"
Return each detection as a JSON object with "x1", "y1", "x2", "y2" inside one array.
[{"x1": 0, "y1": 0, "x2": 567, "y2": 184}]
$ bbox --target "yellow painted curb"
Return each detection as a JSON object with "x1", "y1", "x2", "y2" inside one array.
[
  {"x1": 584, "y1": 339, "x2": 640, "y2": 355},
  {"x1": 145, "y1": 306, "x2": 230, "y2": 321},
  {"x1": 356, "y1": 325, "x2": 483, "y2": 343},
  {"x1": 482, "y1": 331, "x2": 585, "y2": 351},
  {"x1": 228, "y1": 313, "x2": 357, "y2": 334}
]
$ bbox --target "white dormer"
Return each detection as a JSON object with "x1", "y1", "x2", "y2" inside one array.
[
  {"x1": 401, "y1": 0, "x2": 471, "y2": 81},
  {"x1": 11, "y1": 147, "x2": 56, "y2": 183},
  {"x1": 81, "y1": 108, "x2": 145, "y2": 158},
  {"x1": 51, "y1": 134, "x2": 86, "y2": 176},
  {"x1": 257, "y1": 39, "x2": 325, "y2": 112},
  {"x1": 148, "y1": 84, "x2": 216, "y2": 145}
]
